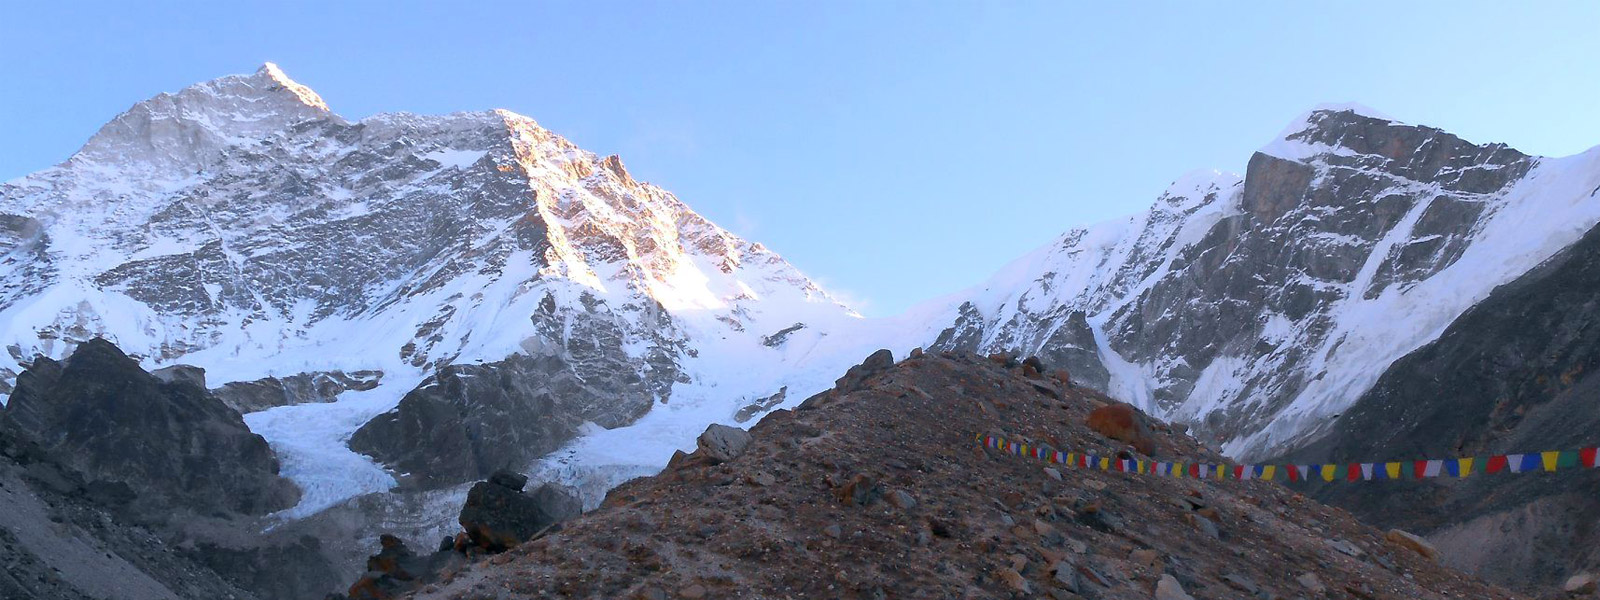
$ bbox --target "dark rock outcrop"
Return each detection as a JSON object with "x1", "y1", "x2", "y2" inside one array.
[
  {"x1": 932, "y1": 308, "x2": 1112, "y2": 393},
  {"x1": 212, "y1": 370, "x2": 382, "y2": 414},
  {"x1": 350, "y1": 351, "x2": 655, "y2": 490},
  {"x1": 193, "y1": 535, "x2": 344, "y2": 600},
  {"x1": 733, "y1": 386, "x2": 787, "y2": 423},
  {"x1": 0, "y1": 411, "x2": 262, "y2": 600},
  {"x1": 0, "y1": 338, "x2": 298, "y2": 516},
  {"x1": 150, "y1": 364, "x2": 207, "y2": 389},
  {"x1": 760, "y1": 323, "x2": 805, "y2": 347},
  {"x1": 833, "y1": 348, "x2": 893, "y2": 392},
  {"x1": 457, "y1": 471, "x2": 582, "y2": 552},
  {"x1": 343, "y1": 534, "x2": 463, "y2": 600},
  {"x1": 1280, "y1": 216, "x2": 1600, "y2": 594},
  {"x1": 334, "y1": 471, "x2": 582, "y2": 599}
]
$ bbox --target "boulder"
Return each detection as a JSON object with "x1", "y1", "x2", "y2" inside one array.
[
  {"x1": 459, "y1": 477, "x2": 582, "y2": 552},
  {"x1": 1021, "y1": 356, "x2": 1046, "y2": 379},
  {"x1": 1155, "y1": 574, "x2": 1194, "y2": 600},
  {"x1": 488, "y1": 469, "x2": 528, "y2": 492},
  {"x1": 1085, "y1": 402, "x2": 1157, "y2": 455},
  {"x1": 833, "y1": 473, "x2": 882, "y2": 507},
  {"x1": 1564, "y1": 573, "x2": 1598, "y2": 594},
  {"x1": 887, "y1": 490, "x2": 917, "y2": 510},
  {"x1": 834, "y1": 349, "x2": 894, "y2": 392},
  {"x1": 150, "y1": 364, "x2": 207, "y2": 390},
  {"x1": 987, "y1": 352, "x2": 1018, "y2": 368},
  {"x1": 1296, "y1": 572, "x2": 1326, "y2": 593},
  {"x1": 344, "y1": 534, "x2": 463, "y2": 600},
  {"x1": 1051, "y1": 369, "x2": 1072, "y2": 388},
  {"x1": 697, "y1": 424, "x2": 752, "y2": 463},
  {"x1": 1384, "y1": 529, "x2": 1438, "y2": 561}
]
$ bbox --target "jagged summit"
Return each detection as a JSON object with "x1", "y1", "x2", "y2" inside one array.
[
  {"x1": 1258, "y1": 102, "x2": 1528, "y2": 170},
  {"x1": 69, "y1": 63, "x2": 335, "y2": 175},
  {"x1": 1310, "y1": 101, "x2": 1394, "y2": 120},
  {"x1": 256, "y1": 62, "x2": 330, "y2": 111}
]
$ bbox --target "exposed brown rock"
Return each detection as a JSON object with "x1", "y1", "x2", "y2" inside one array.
[
  {"x1": 1386, "y1": 528, "x2": 1439, "y2": 561},
  {"x1": 405, "y1": 352, "x2": 1525, "y2": 600},
  {"x1": 1086, "y1": 402, "x2": 1158, "y2": 455}
]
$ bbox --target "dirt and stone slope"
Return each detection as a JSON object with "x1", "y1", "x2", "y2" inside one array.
[{"x1": 405, "y1": 351, "x2": 1519, "y2": 600}]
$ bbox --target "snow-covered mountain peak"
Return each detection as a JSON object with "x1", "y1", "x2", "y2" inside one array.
[
  {"x1": 1158, "y1": 169, "x2": 1243, "y2": 211},
  {"x1": 1309, "y1": 102, "x2": 1394, "y2": 121},
  {"x1": 930, "y1": 99, "x2": 1597, "y2": 462},
  {"x1": 69, "y1": 63, "x2": 335, "y2": 177},
  {"x1": 256, "y1": 62, "x2": 330, "y2": 111}
]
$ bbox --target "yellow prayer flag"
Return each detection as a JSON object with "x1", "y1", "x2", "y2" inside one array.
[
  {"x1": 1262, "y1": 465, "x2": 1276, "y2": 480},
  {"x1": 1542, "y1": 451, "x2": 1560, "y2": 472},
  {"x1": 1385, "y1": 462, "x2": 1402, "y2": 479}
]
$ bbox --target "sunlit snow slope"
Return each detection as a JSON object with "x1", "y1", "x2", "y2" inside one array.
[{"x1": 0, "y1": 64, "x2": 892, "y2": 516}]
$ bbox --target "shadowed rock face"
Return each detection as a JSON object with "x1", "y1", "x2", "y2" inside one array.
[
  {"x1": 1280, "y1": 217, "x2": 1600, "y2": 594},
  {"x1": 0, "y1": 338, "x2": 298, "y2": 516},
  {"x1": 350, "y1": 351, "x2": 656, "y2": 490},
  {"x1": 457, "y1": 474, "x2": 582, "y2": 552},
  {"x1": 934, "y1": 308, "x2": 1111, "y2": 392},
  {"x1": 0, "y1": 426, "x2": 265, "y2": 600},
  {"x1": 930, "y1": 108, "x2": 1546, "y2": 456},
  {"x1": 212, "y1": 369, "x2": 383, "y2": 414}
]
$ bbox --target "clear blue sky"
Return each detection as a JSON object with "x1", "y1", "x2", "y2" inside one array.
[{"x1": 4, "y1": 2, "x2": 1598, "y2": 315}]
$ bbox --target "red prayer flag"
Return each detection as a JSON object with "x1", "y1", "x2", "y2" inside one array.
[
  {"x1": 1582, "y1": 448, "x2": 1598, "y2": 469},
  {"x1": 1347, "y1": 463, "x2": 1361, "y2": 481},
  {"x1": 1487, "y1": 455, "x2": 1508, "y2": 474}
]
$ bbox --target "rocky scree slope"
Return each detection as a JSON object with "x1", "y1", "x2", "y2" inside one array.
[
  {"x1": 407, "y1": 351, "x2": 1517, "y2": 600},
  {"x1": 1279, "y1": 207, "x2": 1600, "y2": 594},
  {"x1": 929, "y1": 105, "x2": 1600, "y2": 460}
]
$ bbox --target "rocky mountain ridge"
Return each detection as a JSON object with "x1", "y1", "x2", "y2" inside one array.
[
  {"x1": 1279, "y1": 203, "x2": 1600, "y2": 592},
  {"x1": 407, "y1": 350, "x2": 1522, "y2": 600},
  {"x1": 929, "y1": 104, "x2": 1600, "y2": 460}
]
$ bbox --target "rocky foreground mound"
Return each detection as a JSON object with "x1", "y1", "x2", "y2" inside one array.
[{"x1": 404, "y1": 351, "x2": 1520, "y2": 600}]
